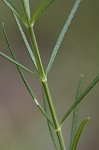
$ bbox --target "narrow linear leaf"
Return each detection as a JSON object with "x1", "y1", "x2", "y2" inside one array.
[
  {"x1": 22, "y1": 0, "x2": 31, "y2": 24},
  {"x1": 46, "y1": 0, "x2": 82, "y2": 75},
  {"x1": 2, "y1": 0, "x2": 27, "y2": 27},
  {"x1": 34, "y1": 97, "x2": 54, "y2": 127},
  {"x1": 0, "y1": 51, "x2": 38, "y2": 77},
  {"x1": 71, "y1": 117, "x2": 90, "y2": 150},
  {"x1": 42, "y1": 88, "x2": 58, "y2": 150},
  {"x1": 2, "y1": 23, "x2": 53, "y2": 127},
  {"x1": 60, "y1": 74, "x2": 99, "y2": 124},
  {"x1": 13, "y1": 14, "x2": 38, "y2": 70},
  {"x1": 70, "y1": 74, "x2": 84, "y2": 148},
  {"x1": 31, "y1": 0, "x2": 55, "y2": 26}
]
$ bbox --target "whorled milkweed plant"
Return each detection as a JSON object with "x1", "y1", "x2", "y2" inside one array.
[{"x1": 0, "y1": 0, "x2": 99, "y2": 150}]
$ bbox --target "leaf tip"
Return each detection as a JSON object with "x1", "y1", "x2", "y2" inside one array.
[
  {"x1": 2, "y1": 22, "x2": 5, "y2": 27},
  {"x1": 87, "y1": 117, "x2": 90, "y2": 121},
  {"x1": 80, "y1": 74, "x2": 84, "y2": 78}
]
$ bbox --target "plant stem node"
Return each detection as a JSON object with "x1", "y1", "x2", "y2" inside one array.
[
  {"x1": 55, "y1": 126, "x2": 61, "y2": 133},
  {"x1": 41, "y1": 76, "x2": 47, "y2": 82}
]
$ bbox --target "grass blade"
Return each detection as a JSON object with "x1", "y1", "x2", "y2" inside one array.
[
  {"x1": 22, "y1": 0, "x2": 31, "y2": 25},
  {"x1": 2, "y1": 0, "x2": 27, "y2": 27},
  {"x1": 31, "y1": 0, "x2": 55, "y2": 26},
  {"x1": 60, "y1": 74, "x2": 99, "y2": 125},
  {"x1": 2, "y1": 23, "x2": 53, "y2": 127},
  {"x1": 71, "y1": 117, "x2": 90, "y2": 150},
  {"x1": 46, "y1": 0, "x2": 82, "y2": 75},
  {"x1": 0, "y1": 50, "x2": 39, "y2": 78},
  {"x1": 42, "y1": 88, "x2": 58, "y2": 150},
  {"x1": 70, "y1": 74, "x2": 84, "y2": 149},
  {"x1": 13, "y1": 14, "x2": 38, "y2": 70}
]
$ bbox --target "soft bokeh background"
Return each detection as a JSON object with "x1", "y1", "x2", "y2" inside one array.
[{"x1": 0, "y1": 0, "x2": 99, "y2": 149}]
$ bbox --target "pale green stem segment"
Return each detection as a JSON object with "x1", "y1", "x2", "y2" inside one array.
[
  {"x1": 71, "y1": 117, "x2": 90, "y2": 150},
  {"x1": 46, "y1": 0, "x2": 82, "y2": 75},
  {"x1": 28, "y1": 27, "x2": 46, "y2": 81},
  {"x1": 22, "y1": 0, "x2": 44, "y2": 73},
  {"x1": 60, "y1": 74, "x2": 99, "y2": 125},
  {"x1": 42, "y1": 88, "x2": 58, "y2": 150},
  {"x1": 42, "y1": 80, "x2": 66, "y2": 150},
  {"x1": 70, "y1": 74, "x2": 84, "y2": 149},
  {"x1": 2, "y1": 23, "x2": 54, "y2": 127}
]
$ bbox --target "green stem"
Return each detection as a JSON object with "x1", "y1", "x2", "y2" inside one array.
[
  {"x1": 28, "y1": 27, "x2": 46, "y2": 80},
  {"x1": 42, "y1": 80, "x2": 66, "y2": 150},
  {"x1": 28, "y1": 26, "x2": 66, "y2": 150}
]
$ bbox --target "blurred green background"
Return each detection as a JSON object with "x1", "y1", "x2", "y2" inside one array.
[{"x1": 0, "y1": 0, "x2": 99, "y2": 149}]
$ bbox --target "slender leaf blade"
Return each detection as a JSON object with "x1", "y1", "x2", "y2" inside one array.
[
  {"x1": 2, "y1": 0, "x2": 27, "y2": 27},
  {"x1": 31, "y1": 0, "x2": 55, "y2": 26},
  {"x1": 13, "y1": 14, "x2": 38, "y2": 70},
  {"x1": 71, "y1": 117, "x2": 90, "y2": 150},
  {"x1": 46, "y1": 0, "x2": 82, "y2": 75},
  {"x1": 22, "y1": 0, "x2": 31, "y2": 24},
  {"x1": 60, "y1": 74, "x2": 99, "y2": 124},
  {"x1": 0, "y1": 50, "x2": 37, "y2": 76},
  {"x1": 70, "y1": 74, "x2": 84, "y2": 148}
]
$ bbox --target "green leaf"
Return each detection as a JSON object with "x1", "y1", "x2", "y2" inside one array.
[
  {"x1": 46, "y1": 0, "x2": 82, "y2": 75},
  {"x1": 31, "y1": 0, "x2": 55, "y2": 26},
  {"x1": 2, "y1": 0, "x2": 27, "y2": 27},
  {"x1": 2, "y1": 23, "x2": 53, "y2": 126},
  {"x1": 60, "y1": 74, "x2": 99, "y2": 125},
  {"x1": 70, "y1": 74, "x2": 84, "y2": 149},
  {"x1": 71, "y1": 117, "x2": 90, "y2": 150},
  {"x1": 0, "y1": 50, "x2": 38, "y2": 77},
  {"x1": 22, "y1": 0, "x2": 31, "y2": 25},
  {"x1": 13, "y1": 14, "x2": 38, "y2": 70}
]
